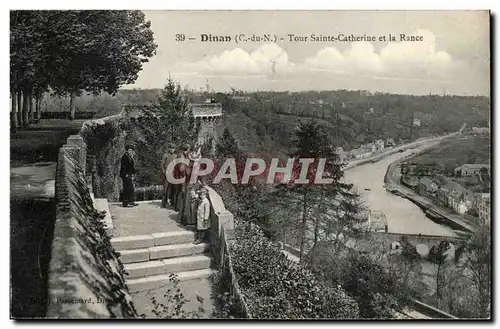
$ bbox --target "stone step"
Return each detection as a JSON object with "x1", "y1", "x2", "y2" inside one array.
[
  {"x1": 111, "y1": 231, "x2": 195, "y2": 251},
  {"x1": 118, "y1": 242, "x2": 209, "y2": 264},
  {"x1": 149, "y1": 243, "x2": 209, "y2": 261},
  {"x1": 124, "y1": 254, "x2": 213, "y2": 279},
  {"x1": 120, "y1": 248, "x2": 150, "y2": 264},
  {"x1": 127, "y1": 269, "x2": 215, "y2": 293}
]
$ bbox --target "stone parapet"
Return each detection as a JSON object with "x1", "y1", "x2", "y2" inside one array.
[
  {"x1": 46, "y1": 135, "x2": 136, "y2": 319},
  {"x1": 204, "y1": 184, "x2": 250, "y2": 318}
]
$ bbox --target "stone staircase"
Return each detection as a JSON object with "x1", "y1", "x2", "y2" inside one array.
[{"x1": 111, "y1": 230, "x2": 215, "y2": 293}]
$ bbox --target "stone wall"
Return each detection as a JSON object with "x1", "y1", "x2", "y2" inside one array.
[
  {"x1": 205, "y1": 184, "x2": 251, "y2": 318},
  {"x1": 46, "y1": 135, "x2": 136, "y2": 318},
  {"x1": 80, "y1": 112, "x2": 129, "y2": 201}
]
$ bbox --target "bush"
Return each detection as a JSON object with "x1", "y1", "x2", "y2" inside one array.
[
  {"x1": 231, "y1": 221, "x2": 359, "y2": 319},
  {"x1": 305, "y1": 242, "x2": 417, "y2": 319}
]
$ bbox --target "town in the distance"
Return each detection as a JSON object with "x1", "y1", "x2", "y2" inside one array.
[{"x1": 10, "y1": 10, "x2": 491, "y2": 321}]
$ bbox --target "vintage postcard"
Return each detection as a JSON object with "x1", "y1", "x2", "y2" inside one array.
[{"x1": 10, "y1": 10, "x2": 491, "y2": 320}]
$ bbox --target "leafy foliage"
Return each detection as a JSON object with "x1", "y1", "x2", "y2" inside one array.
[
  {"x1": 210, "y1": 268, "x2": 244, "y2": 319},
  {"x1": 459, "y1": 226, "x2": 491, "y2": 318},
  {"x1": 132, "y1": 78, "x2": 198, "y2": 185},
  {"x1": 10, "y1": 10, "x2": 157, "y2": 123},
  {"x1": 231, "y1": 221, "x2": 359, "y2": 319},
  {"x1": 216, "y1": 128, "x2": 241, "y2": 158},
  {"x1": 140, "y1": 273, "x2": 205, "y2": 319},
  {"x1": 340, "y1": 253, "x2": 411, "y2": 318},
  {"x1": 305, "y1": 243, "x2": 416, "y2": 319},
  {"x1": 266, "y1": 120, "x2": 366, "y2": 260}
]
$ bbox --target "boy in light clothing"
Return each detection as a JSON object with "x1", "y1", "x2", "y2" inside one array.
[{"x1": 194, "y1": 188, "x2": 211, "y2": 244}]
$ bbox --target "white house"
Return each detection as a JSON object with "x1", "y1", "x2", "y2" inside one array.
[
  {"x1": 374, "y1": 139, "x2": 385, "y2": 152},
  {"x1": 454, "y1": 164, "x2": 490, "y2": 176}
]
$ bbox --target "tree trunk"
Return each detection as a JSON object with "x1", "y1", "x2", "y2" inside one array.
[
  {"x1": 313, "y1": 214, "x2": 320, "y2": 249},
  {"x1": 28, "y1": 91, "x2": 34, "y2": 123},
  {"x1": 11, "y1": 91, "x2": 17, "y2": 133},
  {"x1": 299, "y1": 190, "x2": 308, "y2": 263},
  {"x1": 17, "y1": 91, "x2": 22, "y2": 127},
  {"x1": 35, "y1": 95, "x2": 41, "y2": 122},
  {"x1": 22, "y1": 90, "x2": 29, "y2": 128},
  {"x1": 436, "y1": 263, "x2": 442, "y2": 302},
  {"x1": 69, "y1": 91, "x2": 76, "y2": 120}
]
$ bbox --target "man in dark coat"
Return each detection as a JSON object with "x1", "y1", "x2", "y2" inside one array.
[
  {"x1": 120, "y1": 145, "x2": 138, "y2": 207},
  {"x1": 172, "y1": 144, "x2": 191, "y2": 214}
]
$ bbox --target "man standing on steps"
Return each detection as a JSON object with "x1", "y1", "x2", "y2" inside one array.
[
  {"x1": 173, "y1": 144, "x2": 191, "y2": 214},
  {"x1": 161, "y1": 143, "x2": 177, "y2": 208},
  {"x1": 120, "y1": 144, "x2": 138, "y2": 208},
  {"x1": 180, "y1": 146, "x2": 202, "y2": 225},
  {"x1": 194, "y1": 187, "x2": 211, "y2": 244}
]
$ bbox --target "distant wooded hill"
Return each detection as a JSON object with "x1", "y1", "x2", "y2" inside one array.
[{"x1": 41, "y1": 89, "x2": 490, "y2": 155}]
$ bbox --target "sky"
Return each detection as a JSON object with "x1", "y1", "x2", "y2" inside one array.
[{"x1": 125, "y1": 10, "x2": 490, "y2": 96}]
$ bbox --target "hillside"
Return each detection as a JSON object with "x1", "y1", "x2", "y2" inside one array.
[
  {"x1": 41, "y1": 89, "x2": 490, "y2": 155},
  {"x1": 212, "y1": 91, "x2": 489, "y2": 155}
]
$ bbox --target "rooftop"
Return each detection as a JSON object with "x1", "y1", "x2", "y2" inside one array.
[
  {"x1": 419, "y1": 177, "x2": 437, "y2": 187},
  {"x1": 455, "y1": 163, "x2": 490, "y2": 170},
  {"x1": 350, "y1": 148, "x2": 371, "y2": 156}
]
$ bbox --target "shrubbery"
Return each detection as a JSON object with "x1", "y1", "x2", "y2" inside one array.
[
  {"x1": 231, "y1": 221, "x2": 359, "y2": 319},
  {"x1": 305, "y1": 241, "x2": 418, "y2": 319}
]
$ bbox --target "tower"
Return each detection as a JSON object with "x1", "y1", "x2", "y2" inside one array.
[{"x1": 189, "y1": 101, "x2": 223, "y2": 155}]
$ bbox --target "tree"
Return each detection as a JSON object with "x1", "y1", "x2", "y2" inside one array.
[
  {"x1": 386, "y1": 238, "x2": 424, "y2": 299},
  {"x1": 267, "y1": 120, "x2": 364, "y2": 262},
  {"x1": 10, "y1": 10, "x2": 157, "y2": 124},
  {"x1": 48, "y1": 10, "x2": 157, "y2": 119},
  {"x1": 10, "y1": 11, "x2": 49, "y2": 129},
  {"x1": 216, "y1": 128, "x2": 241, "y2": 158},
  {"x1": 428, "y1": 241, "x2": 452, "y2": 305},
  {"x1": 460, "y1": 226, "x2": 491, "y2": 318},
  {"x1": 340, "y1": 253, "x2": 410, "y2": 318},
  {"x1": 133, "y1": 78, "x2": 198, "y2": 185}
]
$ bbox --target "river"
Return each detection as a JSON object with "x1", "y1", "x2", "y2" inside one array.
[{"x1": 343, "y1": 147, "x2": 456, "y2": 237}]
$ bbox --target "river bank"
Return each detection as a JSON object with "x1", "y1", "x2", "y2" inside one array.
[
  {"x1": 383, "y1": 139, "x2": 477, "y2": 234},
  {"x1": 344, "y1": 133, "x2": 459, "y2": 171}
]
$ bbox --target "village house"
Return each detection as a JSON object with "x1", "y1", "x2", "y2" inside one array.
[
  {"x1": 449, "y1": 191, "x2": 471, "y2": 215},
  {"x1": 454, "y1": 164, "x2": 490, "y2": 177},
  {"x1": 362, "y1": 142, "x2": 376, "y2": 153},
  {"x1": 474, "y1": 193, "x2": 491, "y2": 209},
  {"x1": 334, "y1": 147, "x2": 348, "y2": 164},
  {"x1": 349, "y1": 147, "x2": 372, "y2": 159},
  {"x1": 374, "y1": 139, "x2": 385, "y2": 152},
  {"x1": 478, "y1": 196, "x2": 491, "y2": 226},
  {"x1": 437, "y1": 180, "x2": 474, "y2": 215},
  {"x1": 385, "y1": 138, "x2": 396, "y2": 147},
  {"x1": 471, "y1": 126, "x2": 490, "y2": 135},
  {"x1": 401, "y1": 163, "x2": 443, "y2": 176},
  {"x1": 417, "y1": 177, "x2": 438, "y2": 198}
]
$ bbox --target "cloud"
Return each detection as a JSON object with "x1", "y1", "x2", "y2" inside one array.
[
  {"x1": 151, "y1": 28, "x2": 488, "y2": 95},
  {"x1": 304, "y1": 29, "x2": 453, "y2": 76},
  {"x1": 178, "y1": 43, "x2": 294, "y2": 76},
  {"x1": 177, "y1": 29, "x2": 454, "y2": 80}
]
